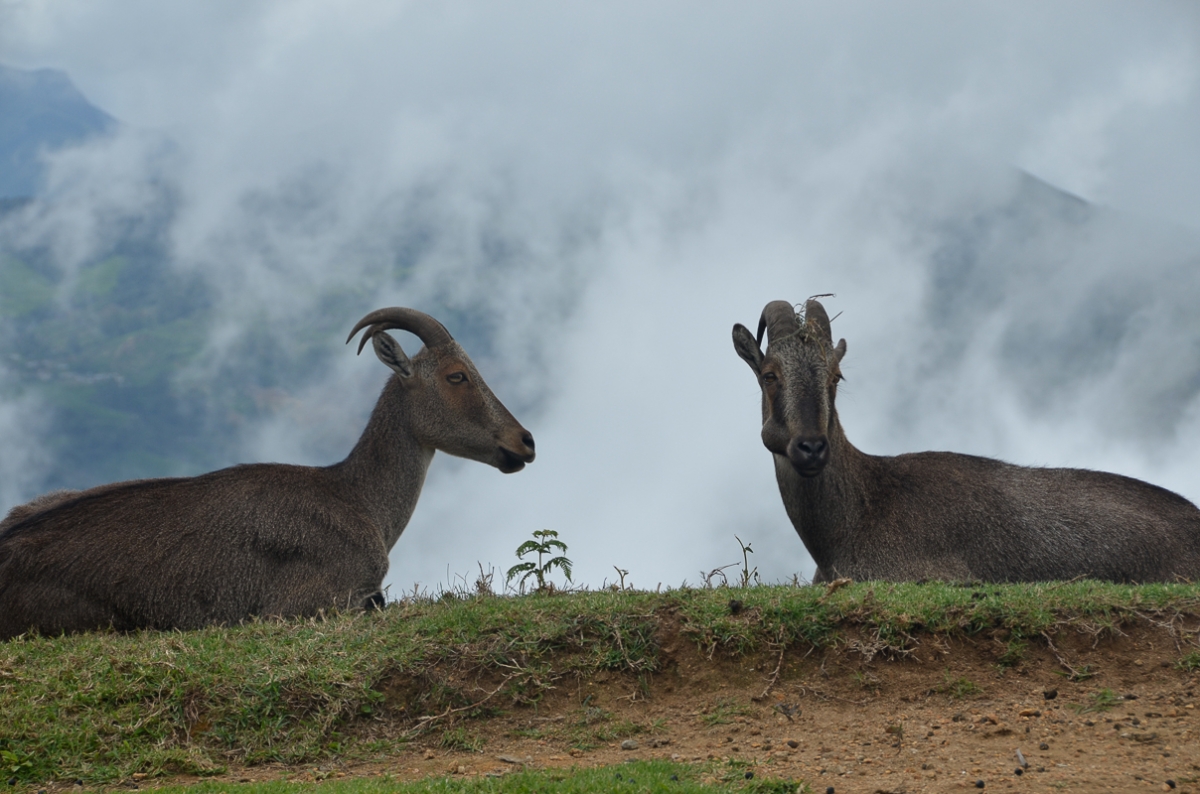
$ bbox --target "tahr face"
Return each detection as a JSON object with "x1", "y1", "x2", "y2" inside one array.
[{"x1": 732, "y1": 300, "x2": 846, "y2": 477}]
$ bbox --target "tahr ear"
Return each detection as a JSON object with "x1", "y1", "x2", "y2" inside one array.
[
  {"x1": 732, "y1": 323, "x2": 764, "y2": 373},
  {"x1": 834, "y1": 338, "x2": 847, "y2": 364},
  {"x1": 372, "y1": 331, "x2": 414, "y2": 378}
]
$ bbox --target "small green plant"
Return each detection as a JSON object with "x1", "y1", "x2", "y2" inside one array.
[
  {"x1": 997, "y1": 638, "x2": 1027, "y2": 668},
  {"x1": 735, "y1": 535, "x2": 760, "y2": 588},
  {"x1": 1177, "y1": 651, "x2": 1200, "y2": 672},
  {"x1": 566, "y1": 706, "x2": 645, "y2": 748},
  {"x1": 438, "y1": 726, "x2": 484, "y2": 752},
  {"x1": 506, "y1": 529, "x2": 573, "y2": 593},
  {"x1": 592, "y1": 718, "x2": 644, "y2": 742},
  {"x1": 578, "y1": 706, "x2": 612, "y2": 726},
  {"x1": 716, "y1": 759, "x2": 804, "y2": 793},
  {"x1": 933, "y1": 670, "x2": 982, "y2": 699},
  {"x1": 701, "y1": 697, "x2": 755, "y2": 726},
  {"x1": 1071, "y1": 688, "x2": 1120, "y2": 714},
  {"x1": 1, "y1": 750, "x2": 33, "y2": 776}
]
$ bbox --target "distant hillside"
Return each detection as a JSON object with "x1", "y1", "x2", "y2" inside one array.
[{"x1": 0, "y1": 64, "x2": 117, "y2": 198}]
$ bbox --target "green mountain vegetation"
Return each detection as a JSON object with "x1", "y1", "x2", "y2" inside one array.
[{"x1": 0, "y1": 207, "x2": 243, "y2": 489}]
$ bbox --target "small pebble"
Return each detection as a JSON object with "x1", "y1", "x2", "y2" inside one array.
[
  {"x1": 1165, "y1": 781, "x2": 1176, "y2": 790},
  {"x1": 1043, "y1": 689, "x2": 1058, "y2": 700},
  {"x1": 744, "y1": 772, "x2": 754, "y2": 779},
  {"x1": 1039, "y1": 742, "x2": 1050, "y2": 750},
  {"x1": 620, "y1": 739, "x2": 638, "y2": 751},
  {"x1": 786, "y1": 739, "x2": 799, "y2": 748},
  {"x1": 1014, "y1": 768, "x2": 1023, "y2": 776},
  {"x1": 975, "y1": 780, "x2": 985, "y2": 789}
]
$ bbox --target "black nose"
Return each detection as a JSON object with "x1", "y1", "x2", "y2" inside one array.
[
  {"x1": 522, "y1": 432, "x2": 535, "y2": 452},
  {"x1": 796, "y1": 437, "x2": 826, "y2": 457},
  {"x1": 787, "y1": 435, "x2": 829, "y2": 476}
]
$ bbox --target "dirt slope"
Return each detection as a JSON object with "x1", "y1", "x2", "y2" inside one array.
[{"x1": 156, "y1": 618, "x2": 1199, "y2": 793}]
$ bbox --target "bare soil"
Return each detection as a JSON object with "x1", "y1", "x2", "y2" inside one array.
[{"x1": 161, "y1": 618, "x2": 1199, "y2": 793}]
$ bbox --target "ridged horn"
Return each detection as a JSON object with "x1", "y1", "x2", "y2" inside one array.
[
  {"x1": 756, "y1": 300, "x2": 801, "y2": 347},
  {"x1": 346, "y1": 307, "x2": 453, "y2": 354},
  {"x1": 804, "y1": 299, "x2": 832, "y2": 342}
]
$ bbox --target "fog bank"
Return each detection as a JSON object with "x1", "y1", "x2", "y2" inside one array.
[{"x1": 0, "y1": 2, "x2": 1198, "y2": 590}]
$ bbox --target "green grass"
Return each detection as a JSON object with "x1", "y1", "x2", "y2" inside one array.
[
  {"x1": 438, "y1": 727, "x2": 485, "y2": 754},
  {"x1": 996, "y1": 638, "x2": 1027, "y2": 668},
  {"x1": 931, "y1": 671, "x2": 983, "y2": 700},
  {"x1": 701, "y1": 698, "x2": 757, "y2": 727},
  {"x1": 145, "y1": 760, "x2": 805, "y2": 793},
  {"x1": 676, "y1": 579, "x2": 1200, "y2": 656},
  {"x1": 1070, "y1": 688, "x2": 1121, "y2": 714},
  {"x1": 1, "y1": 581, "x2": 1198, "y2": 787}
]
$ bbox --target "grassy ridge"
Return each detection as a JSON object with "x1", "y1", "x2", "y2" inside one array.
[{"x1": 2, "y1": 582, "x2": 1199, "y2": 786}]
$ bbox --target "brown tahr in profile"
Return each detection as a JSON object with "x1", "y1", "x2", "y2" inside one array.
[
  {"x1": 0, "y1": 307, "x2": 535, "y2": 640},
  {"x1": 732, "y1": 298, "x2": 1200, "y2": 583}
]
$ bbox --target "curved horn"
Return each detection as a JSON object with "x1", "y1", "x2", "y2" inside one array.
[
  {"x1": 804, "y1": 299, "x2": 832, "y2": 342},
  {"x1": 756, "y1": 300, "x2": 800, "y2": 347},
  {"x1": 346, "y1": 307, "x2": 453, "y2": 354}
]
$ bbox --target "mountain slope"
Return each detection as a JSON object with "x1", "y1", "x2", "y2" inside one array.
[{"x1": 0, "y1": 64, "x2": 117, "y2": 198}]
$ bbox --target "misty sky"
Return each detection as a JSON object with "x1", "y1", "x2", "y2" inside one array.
[{"x1": 2, "y1": 2, "x2": 1199, "y2": 593}]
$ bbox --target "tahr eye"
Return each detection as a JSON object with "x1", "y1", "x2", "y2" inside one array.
[
  {"x1": 446, "y1": 372, "x2": 466, "y2": 384},
  {"x1": 762, "y1": 372, "x2": 778, "y2": 385}
]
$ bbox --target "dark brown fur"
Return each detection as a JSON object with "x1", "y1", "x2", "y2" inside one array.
[
  {"x1": 0, "y1": 489, "x2": 82, "y2": 532},
  {"x1": 0, "y1": 308, "x2": 535, "y2": 639},
  {"x1": 733, "y1": 299, "x2": 1200, "y2": 583}
]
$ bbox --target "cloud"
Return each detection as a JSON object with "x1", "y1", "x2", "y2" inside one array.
[
  {"x1": 0, "y1": 366, "x2": 51, "y2": 513},
  {"x1": 1018, "y1": 51, "x2": 1198, "y2": 203},
  {"x1": 1, "y1": 2, "x2": 1199, "y2": 590}
]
